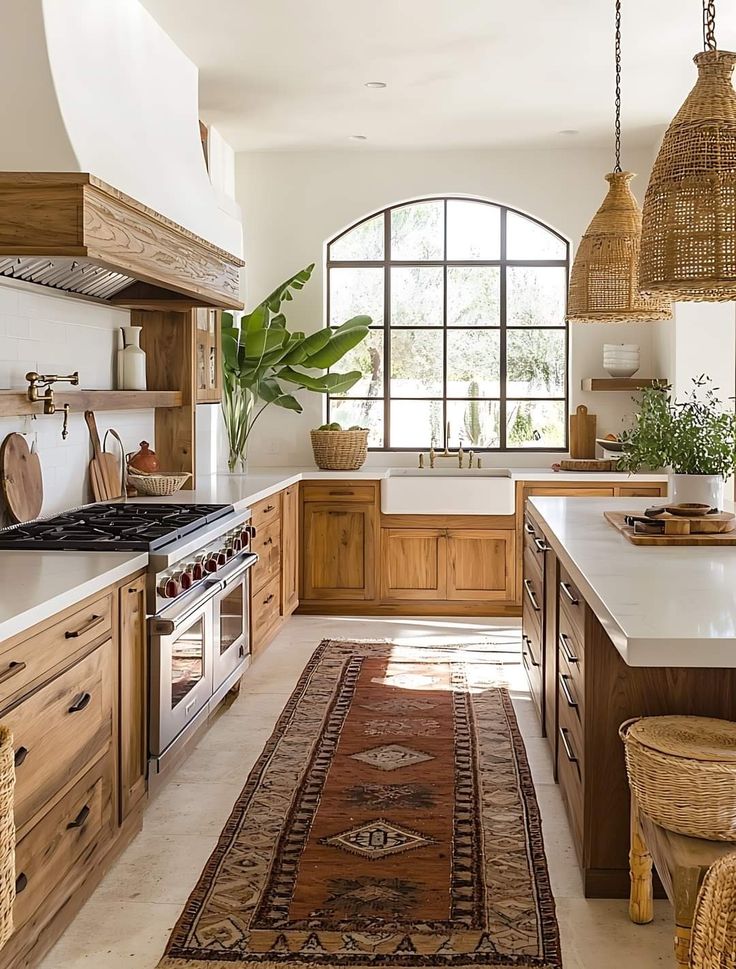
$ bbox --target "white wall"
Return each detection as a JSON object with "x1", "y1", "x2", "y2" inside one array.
[
  {"x1": 235, "y1": 146, "x2": 665, "y2": 468},
  {"x1": 0, "y1": 280, "x2": 153, "y2": 521}
]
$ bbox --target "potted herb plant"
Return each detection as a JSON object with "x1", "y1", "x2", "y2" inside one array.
[
  {"x1": 617, "y1": 376, "x2": 736, "y2": 510},
  {"x1": 221, "y1": 264, "x2": 370, "y2": 472}
]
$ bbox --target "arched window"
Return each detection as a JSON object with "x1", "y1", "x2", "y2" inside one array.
[{"x1": 326, "y1": 196, "x2": 569, "y2": 451}]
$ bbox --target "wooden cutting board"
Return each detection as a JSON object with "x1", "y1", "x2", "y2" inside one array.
[
  {"x1": 85, "y1": 411, "x2": 122, "y2": 501},
  {"x1": 605, "y1": 511, "x2": 736, "y2": 546},
  {"x1": 569, "y1": 405, "x2": 597, "y2": 459},
  {"x1": 559, "y1": 459, "x2": 615, "y2": 472},
  {"x1": 0, "y1": 433, "x2": 43, "y2": 522}
]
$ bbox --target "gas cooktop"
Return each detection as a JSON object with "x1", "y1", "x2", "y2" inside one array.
[{"x1": 0, "y1": 502, "x2": 234, "y2": 551}]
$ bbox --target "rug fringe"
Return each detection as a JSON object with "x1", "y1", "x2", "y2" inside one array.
[{"x1": 159, "y1": 961, "x2": 558, "y2": 969}]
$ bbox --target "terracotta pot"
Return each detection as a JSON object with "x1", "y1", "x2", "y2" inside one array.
[{"x1": 127, "y1": 441, "x2": 160, "y2": 474}]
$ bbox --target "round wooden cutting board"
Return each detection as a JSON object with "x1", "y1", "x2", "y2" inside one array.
[{"x1": 0, "y1": 433, "x2": 43, "y2": 523}]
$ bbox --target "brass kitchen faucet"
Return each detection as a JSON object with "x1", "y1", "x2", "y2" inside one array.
[
  {"x1": 25, "y1": 371, "x2": 79, "y2": 439},
  {"x1": 419, "y1": 423, "x2": 481, "y2": 469}
]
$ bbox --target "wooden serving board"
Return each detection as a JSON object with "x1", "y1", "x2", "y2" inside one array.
[
  {"x1": 0, "y1": 432, "x2": 43, "y2": 522},
  {"x1": 559, "y1": 459, "x2": 615, "y2": 472},
  {"x1": 605, "y1": 511, "x2": 736, "y2": 546},
  {"x1": 569, "y1": 404, "x2": 597, "y2": 459}
]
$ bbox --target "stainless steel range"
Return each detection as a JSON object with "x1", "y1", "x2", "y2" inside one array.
[{"x1": 0, "y1": 501, "x2": 257, "y2": 768}]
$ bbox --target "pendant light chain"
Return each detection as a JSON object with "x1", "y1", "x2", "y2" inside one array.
[
  {"x1": 703, "y1": 0, "x2": 717, "y2": 52},
  {"x1": 614, "y1": 0, "x2": 622, "y2": 172}
]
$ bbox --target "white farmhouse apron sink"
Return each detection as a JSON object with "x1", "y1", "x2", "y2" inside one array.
[{"x1": 381, "y1": 468, "x2": 515, "y2": 516}]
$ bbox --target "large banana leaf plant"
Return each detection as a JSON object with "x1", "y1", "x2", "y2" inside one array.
[{"x1": 221, "y1": 263, "x2": 370, "y2": 471}]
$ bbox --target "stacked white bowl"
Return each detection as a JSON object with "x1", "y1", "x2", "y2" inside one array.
[{"x1": 603, "y1": 343, "x2": 640, "y2": 378}]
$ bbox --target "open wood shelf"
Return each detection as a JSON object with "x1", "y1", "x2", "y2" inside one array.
[
  {"x1": 581, "y1": 378, "x2": 668, "y2": 392},
  {"x1": 0, "y1": 389, "x2": 182, "y2": 418}
]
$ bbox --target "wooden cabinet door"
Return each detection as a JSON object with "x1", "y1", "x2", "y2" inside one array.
[
  {"x1": 119, "y1": 574, "x2": 147, "y2": 822},
  {"x1": 302, "y1": 502, "x2": 376, "y2": 600},
  {"x1": 446, "y1": 529, "x2": 516, "y2": 601},
  {"x1": 194, "y1": 308, "x2": 222, "y2": 403},
  {"x1": 381, "y1": 529, "x2": 447, "y2": 600},
  {"x1": 281, "y1": 485, "x2": 299, "y2": 615}
]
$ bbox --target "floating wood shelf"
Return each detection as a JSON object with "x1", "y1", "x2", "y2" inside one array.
[
  {"x1": 0, "y1": 389, "x2": 182, "y2": 418},
  {"x1": 581, "y1": 378, "x2": 669, "y2": 392}
]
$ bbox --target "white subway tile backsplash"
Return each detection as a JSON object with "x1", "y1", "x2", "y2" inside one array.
[{"x1": 0, "y1": 279, "x2": 153, "y2": 517}]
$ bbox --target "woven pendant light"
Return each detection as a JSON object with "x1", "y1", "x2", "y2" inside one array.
[
  {"x1": 639, "y1": 3, "x2": 736, "y2": 300},
  {"x1": 567, "y1": 1, "x2": 672, "y2": 323}
]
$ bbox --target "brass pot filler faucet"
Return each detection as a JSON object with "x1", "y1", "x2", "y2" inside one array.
[{"x1": 25, "y1": 371, "x2": 80, "y2": 439}]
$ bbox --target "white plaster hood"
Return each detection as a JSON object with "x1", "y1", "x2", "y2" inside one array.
[{"x1": 0, "y1": 0, "x2": 242, "y2": 259}]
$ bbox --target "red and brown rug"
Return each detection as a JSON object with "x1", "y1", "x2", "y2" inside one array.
[{"x1": 159, "y1": 640, "x2": 561, "y2": 969}]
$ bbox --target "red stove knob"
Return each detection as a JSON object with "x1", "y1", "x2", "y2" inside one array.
[
  {"x1": 241, "y1": 526, "x2": 254, "y2": 543},
  {"x1": 191, "y1": 561, "x2": 204, "y2": 580},
  {"x1": 216, "y1": 550, "x2": 227, "y2": 566},
  {"x1": 231, "y1": 537, "x2": 243, "y2": 553},
  {"x1": 179, "y1": 569, "x2": 194, "y2": 590},
  {"x1": 160, "y1": 577, "x2": 180, "y2": 598},
  {"x1": 225, "y1": 546, "x2": 234, "y2": 559},
  {"x1": 204, "y1": 557, "x2": 218, "y2": 574}
]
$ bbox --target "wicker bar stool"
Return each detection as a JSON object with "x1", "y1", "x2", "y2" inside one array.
[
  {"x1": 620, "y1": 716, "x2": 736, "y2": 968},
  {"x1": 690, "y1": 852, "x2": 736, "y2": 969},
  {"x1": 0, "y1": 725, "x2": 15, "y2": 949}
]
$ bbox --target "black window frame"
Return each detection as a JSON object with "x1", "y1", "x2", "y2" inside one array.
[{"x1": 326, "y1": 196, "x2": 570, "y2": 453}]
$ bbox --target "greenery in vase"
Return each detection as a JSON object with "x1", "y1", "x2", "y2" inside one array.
[
  {"x1": 617, "y1": 376, "x2": 736, "y2": 477},
  {"x1": 221, "y1": 264, "x2": 370, "y2": 472}
]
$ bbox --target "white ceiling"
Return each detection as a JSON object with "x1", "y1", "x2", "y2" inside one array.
[{"x1": 141, "y1": 0, "x2": 736, "y2": 153}]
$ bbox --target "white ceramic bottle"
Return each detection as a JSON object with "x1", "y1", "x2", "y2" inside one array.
[{"x1": 120, "y1": 326, "x2": 147, "y2": 391}]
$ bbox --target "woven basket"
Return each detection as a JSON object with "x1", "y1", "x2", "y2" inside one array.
[
  {"x1": 311, "y1": 429, "x2": 368, "y2": 471},
  {"x1": 0, "y1": 726, "x2": 15, "y2": 949},
  {"x1": 567, "y1": 172, "x2": 672, "y2": 323},
  {"x1": 639, "y1": 50, "x2": 736, "y2": 301},
  {"x1": 620, "y1": 716, "x2": 736, "y2": 841},
  {"x1": 690, "y1": 852, "x2": 736, "y2": 969},
  {"x1": 128, "y1": 471, "x2": 192, "y2": 497}
]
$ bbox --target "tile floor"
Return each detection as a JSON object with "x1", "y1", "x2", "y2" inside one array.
[{"x1": 40, "y1": 615, "x2": 674, "y2": 969}]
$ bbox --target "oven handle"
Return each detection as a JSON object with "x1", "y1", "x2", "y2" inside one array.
[{"x1": 218, "y1": 551, "x2": 257, "y2": 591}]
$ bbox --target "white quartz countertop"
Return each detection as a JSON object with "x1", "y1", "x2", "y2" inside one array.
[
  {"x1": 135, "y1": 467, "x2": 667, "y2": 514},
  {"x1": 527, "y1": 496, "x2": 736, "y2": 669},
  {"x1": 0, "y1": 551, "x2": 148, "y2": 644}
]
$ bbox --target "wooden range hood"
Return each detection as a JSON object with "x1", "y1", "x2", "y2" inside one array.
[{"x1": 0, "y1": 172, "x2": 244, "y2": 310}]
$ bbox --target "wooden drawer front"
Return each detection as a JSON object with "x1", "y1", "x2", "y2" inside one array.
[
  {"x1": 558, "y1": 649, "x2": 584, "y2": 735},
  {"x1": 251, "y1": 573, "x2": 281, "y2": 651},
  {"x1": 524, "y1": 486, "x2": 615, "y2": 499},
  {"x1": 617, "y1": 485, "x2": 664, "y2": 497},
  {"x1": 523, "y1": 516, "x2": 549, "y2": 566},
  {"x1": 13, "y1": 753, "x2": 113, "y2": 932},
  {"x1": 558, "y1": 602, "x2": 585, "y2": 677},
  {"x1": 523, "y1": 541, "x2": 544, "y2": 592},
  {"x1": 559, "y1": 564, "x2": 585, "y2": 640},
  {"x1": 521, "y1": 602, "x2": 543, "y2": 720},
  {"x1": 251, "y1": 518, "x2": 282, "y2": 594},
  {"x1": 302, "y1": 482, "x2": 377, "y2": 504},
  {"x1": 5, "y1": 641, "x2": 113, "y2": 831},
  {"x1": 522, "y1": 566, "x2": 544, "y2": 624},
  {"x1": 0, "y1": 593, "x2": 112, "y2": 711},
  {"x1": 250, "y1": 493, "x2": 281, "y2": 530},
  {"x1": 557, "y1": 700, "x2": 584, "y2": 854}
]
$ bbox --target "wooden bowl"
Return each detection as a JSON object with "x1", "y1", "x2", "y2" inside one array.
[{"x1": 666, "y1": 503, "x2": 713, "y2": 518}]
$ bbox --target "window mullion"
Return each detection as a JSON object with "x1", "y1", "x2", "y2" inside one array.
[
  {"x1": 499, "y1": 207, "x2": 508, "y2": 451},
  {"x1": 383, "y1": 211, "x2": 391, "y2": 449}
]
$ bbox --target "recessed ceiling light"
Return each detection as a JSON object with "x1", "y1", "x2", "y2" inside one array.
[
  {"x1": 559, "y1": 129, "x2": 580, "y2": 136},
  {"x1": 349, "y1": 134, "x2": 368, "y2": 141},
  {"x1": 364, "y1": 81, "x2": 387, "y2": 89}
]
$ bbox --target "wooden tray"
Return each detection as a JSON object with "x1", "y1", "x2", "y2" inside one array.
[
  {"x1": 605, "y1": 511, "x2": 736, "y2": 546},
  {"x1": 559, "y1": 459, "x2": 615, "y2": 472}
]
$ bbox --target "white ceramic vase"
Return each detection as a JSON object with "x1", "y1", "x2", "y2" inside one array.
[
  {"x1": 119, "y1": 326, "x2": 147, "y2": 391},
  {"x1": 669, "y1": 473, "x2": 725, "y2": 511}
]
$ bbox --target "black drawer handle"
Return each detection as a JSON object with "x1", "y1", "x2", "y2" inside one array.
[
  {"x1": 559, "y1": 673, "x2": 578, "y2": 709},
  {"x1": 534, "y1": 537, "x2": 550, "y2": 554},
  {"x1": 263, "y1": 537, "x2": 274, "y2": 546},
  {"x1": 0, "y1": 660, "x2": 26, "y2": 685},
  {"x1": 15, "y1": 872, "x2": 27, "y2": 894},
  {"x1": 67, "y1": 804, "x2": 91, "y2": 830},
  {"x1": 14, "y1": 746, "x2": 28, "y2": 767},
  {"x1": 559, "y1": 727, "x2": 578, "y2": 764},
  {"x1": 521, "y1": 650, "x2": 530, "y2": 671},
  {"x1": 523, "y1": 579, "x2": 541, "y2": 612},
  {"x1": 522, "y1": 634, "x2": 539, "y2": 667},
  {"x1": 329, "y1": 489, "x2": 355, "y2": 496},
  {"x1": 68, "y1": 692, "x2": 91, "y2": 714},
  {"x1": 560, "y1": 581, "x2": 580, "y2": 606},
  {"x1": 263, "y1": 593, "x2": 275, "y2": 605},
  {"x1": 65, "y1": 614, "x2": 104, "y2": 639},
  {"x1": 263, "y1": 504, "x2": 275, "y2": 513},
  {"x1": 559, "y1": 632, "x2": 580, "y2": 665},
  {"x1": 523, "y1": 520, "x2": 535, "y2": 535}
]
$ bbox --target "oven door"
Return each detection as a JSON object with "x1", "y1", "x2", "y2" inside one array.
[
  {"x1": 149, "y1": 589, "x2": 216, "y2": 759},
  {"x1": 213, "y1": 554, "x2": 255, "y2": 695}
]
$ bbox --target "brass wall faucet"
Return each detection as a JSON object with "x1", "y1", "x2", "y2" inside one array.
[
  {"x1": 25, "y1": 371, "x2": 79, "y2": 439},
  {"x1": 419, "y1": 422, "x2": 482, "y2": 469}
]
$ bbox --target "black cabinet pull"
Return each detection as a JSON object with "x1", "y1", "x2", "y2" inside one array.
[
  {"x1": 15, "y1": 872, "x2": 27, "y2": 893},
  {"x1": 263, "y1": 504, "x2": 275, "y2": 513},
  {"x1": 522, "y1": 634, "x2": 539, "y2": 667},
  {"x1": 559, "y1": 632, "x2": 580, "y2": 665},
  {"x1": 263, "y1": 593, "x2": 275, "y2": 605},
  {"x1": 560, "y1": 581, "x2": 580, "y2": 606},
  {"x1": 264, "y1": 537, "x2": 273, "y2": 546},
  {"x1": 523, "y1": 520, "x2": 535, "y2": 535},
  {"x1": 67, "y1": 804, "x2": 91, "y2": 830},
  {"x1": 534, "y1": 537, "x2": 550, "y2": 554},
  {"x1": 0, "y1": 660, "x2": 26, "y2": 685},
  {"x1": 65, "y1": 614, "x2": 104, "y2": 639},
  {"x1": 559, "y1": 727, "x2": 577, "y2": 763},
  {"x1": 523, "y1": 579, "x2": 541, "y2": 612},
  {"x1": 14, "y1": 746, "x2": 28, "y2": 767},
  {"x1": 559, "y1": 673, "x2": 578, "y2": 709},
  {"x1": 68, "y1": 692, "x2": 91, "y2": 714}
]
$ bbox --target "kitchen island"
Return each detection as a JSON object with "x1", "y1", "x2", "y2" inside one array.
[{"x1": 523, "y1": 496, "x2": 736, "y2": 898}]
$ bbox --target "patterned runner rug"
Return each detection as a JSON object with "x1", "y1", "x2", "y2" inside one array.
[{"x1": 159, "y1": 640, "x2": 561, "y2": 969}]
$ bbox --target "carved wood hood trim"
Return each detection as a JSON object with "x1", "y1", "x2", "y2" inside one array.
[{"x1": 0, "y1": 173, "x2": 244, "y2": 309}]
